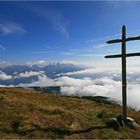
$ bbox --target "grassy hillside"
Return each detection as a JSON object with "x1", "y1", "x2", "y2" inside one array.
[{"x1": 0, "y1": 88, "x2": 140, "y2": 139}]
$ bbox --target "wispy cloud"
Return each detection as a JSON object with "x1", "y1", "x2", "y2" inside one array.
[
  {"x1": 31, "y1": 51, "x2": 49, "y2": 54},
  {"x1": 94, "y1": 43, "x2": 108, "y2": 49},
  {"x1": 88, "y1": 27, "x2": 140, "y2": 44},
  {"x1": 0, "y1": 21, "x2": 26, "y2": 35},
  {"x1": 87, "y1": 33, "x2": 121, "y2": 43},
  {"x1": 31, "y1": 44, "x2": 61, "y2": 54},
  {"x1": 0, "y1": 45, "x2": 6, "y2": 51},
  {"x1": 62, "y1": 48, "x2": 104, "y2": 58},
  {"x1": 105, "y1": 1, "x2": 137, "y2": 9},
  {"x1": 44, "y1": 44, "x2": 60, "y2": 50},
  {"x1": 23, "y1": 5, "x2": 69, "y2": 39}
]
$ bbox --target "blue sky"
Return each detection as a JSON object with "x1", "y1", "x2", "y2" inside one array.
[{"x1": 1, "y1": 1, "x2": 140, "y2": 63}]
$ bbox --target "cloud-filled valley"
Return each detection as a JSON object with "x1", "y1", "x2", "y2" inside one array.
[{"x1": 0, "y1": 61, "x2": 140, "y2": 110}]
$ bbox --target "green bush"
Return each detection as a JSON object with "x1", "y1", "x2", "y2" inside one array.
[
  {"x1": 0, "y1": 96, "x2": 4, "y2": 101},
  {"x1": 11, "y1": 119, "x2": 21, "y2": 133}
]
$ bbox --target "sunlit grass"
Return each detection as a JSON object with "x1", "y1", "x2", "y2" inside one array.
[{"x1": 0, "y1": 87, "x2": 140, "y2": 139}]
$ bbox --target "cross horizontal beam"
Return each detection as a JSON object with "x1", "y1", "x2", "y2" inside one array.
[
  {"x1": 106, "y1": 36, "x2": 140, "y2": 44},
  {"x1": 105, "y1": 52, "x2": 140, "y2": 58},
  {"x1": 106, "y1": 39, "x2": 122, "y2": 44}
]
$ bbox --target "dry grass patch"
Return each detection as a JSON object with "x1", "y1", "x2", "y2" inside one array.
[{"x1": 0, "y1": 87, "x2": 140, "y2": 139}]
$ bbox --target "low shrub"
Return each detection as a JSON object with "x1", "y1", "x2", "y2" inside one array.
[{"x1": 11, "y1": 119, "x2": 21, "y2": 133}]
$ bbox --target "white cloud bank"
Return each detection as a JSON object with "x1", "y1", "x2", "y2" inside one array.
[
  {"x1": 0, "y1": 71, "x2": 12, "y2": 80},
  {"x1": 18, "y1": 72, "x2": 140, "y2": 110},
  {"x1": 18, "y1": 71, "x2": 44, "y2": 78},
  {"x1": 18, "y1": 74, "x2": 56, "y2": 87}
]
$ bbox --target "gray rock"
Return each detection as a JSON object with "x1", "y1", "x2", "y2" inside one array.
[
  {"x1": 127, "y1": 117, "x2": 135, "y2": 122},
  {"x1": 108, "y1": 116, "x2": 140, "y2": 130}
]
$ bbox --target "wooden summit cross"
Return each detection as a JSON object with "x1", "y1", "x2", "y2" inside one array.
[{"x1": 105, "y1": 25, "x2": 140, "y2": 121}]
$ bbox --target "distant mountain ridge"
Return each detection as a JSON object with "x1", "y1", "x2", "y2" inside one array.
[{"x1": 0, "y1": 61, "x2": 84, "y2": 86}]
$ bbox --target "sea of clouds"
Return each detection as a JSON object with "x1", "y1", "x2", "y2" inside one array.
[
  {"x1": 0, "y1": 60, "x2": 140, "y2": 110},
  {"x1": 17, "y1": 64, "x2": 140, "y2": 110}
]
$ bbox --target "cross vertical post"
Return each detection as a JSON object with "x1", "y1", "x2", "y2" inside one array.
[
  {"x1": 122, "y1": 25, "x2": 127, "y2": 120},
  {"x1": 105, "y1": 25, "x2": 140, "y2": 122}
]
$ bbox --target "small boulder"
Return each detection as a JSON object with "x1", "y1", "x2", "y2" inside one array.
[
  {"x1": 107, "y1": 118, "x2": 120, "y2": 130},
  {"x1": 126, "y1": 118, "x2": 140, "y2": 129}
]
